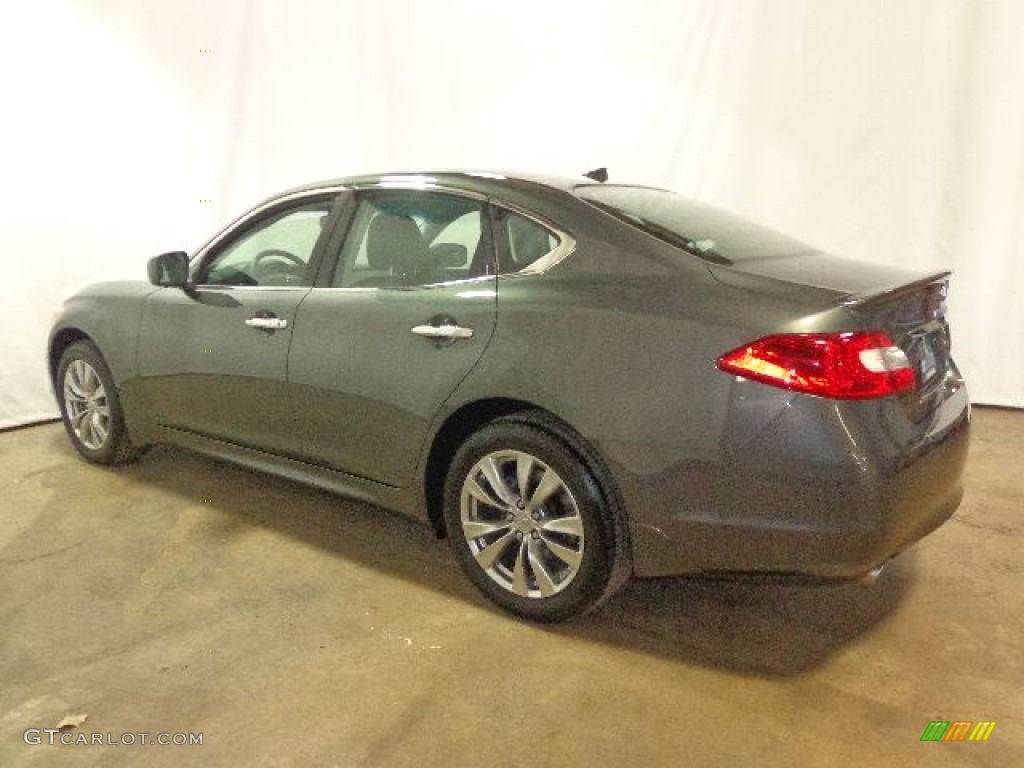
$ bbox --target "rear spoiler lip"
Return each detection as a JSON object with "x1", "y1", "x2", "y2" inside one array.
[{"x1": 840, "y1": 270, "x2": 951, "y2": 308}]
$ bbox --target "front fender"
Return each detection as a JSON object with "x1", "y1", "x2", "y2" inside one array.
[{"x1": 49, "y1": 281, "x2": 159, "y2": 438}]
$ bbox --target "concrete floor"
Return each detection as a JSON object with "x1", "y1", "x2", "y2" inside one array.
[{"x1": 1, "y1": 408, "x2": 1021, "y2": 767}]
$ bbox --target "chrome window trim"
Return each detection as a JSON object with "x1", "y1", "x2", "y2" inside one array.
[
  {"x1": 189, "y1": 179, "x2": 577, "y2": 285},
  {"x1": 489, "y1": 201, "x2": 576, "y2": 276},
  {"x1": 347, "y1": 179, "x2": 576, "y2": 276},
  {"x1": 191, "y1": 285, "x2": 312, "y2": 293},
  {"x1": 308, "y1": 274, "x2": 497, "y2": 293},
  {"x1": 347, "y1": 179, "x2": 490, "y2": 202}
]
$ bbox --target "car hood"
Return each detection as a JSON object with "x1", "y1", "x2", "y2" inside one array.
[{"x1": 65, "y1": 280, "x2": 160, "y2": 301}]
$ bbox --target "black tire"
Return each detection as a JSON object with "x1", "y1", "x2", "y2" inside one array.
[
  {"x1": 56, "y1": 340, "x2": 140, "y2": 465},
  {"x1": 443, "y1": 413, "x2": 630, "y2": 622}
]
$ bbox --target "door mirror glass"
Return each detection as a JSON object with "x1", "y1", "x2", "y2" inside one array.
[{"x1": 147, "y1": 251, "x2": 190, "y2": 287}]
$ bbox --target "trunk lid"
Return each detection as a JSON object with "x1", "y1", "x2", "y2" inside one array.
[
  {"x1": 842, "y1": 270, "x2": 953, "y2": 396},
  {"x1": 709, "y1": 250, "x2": 934, "y2": 299}
]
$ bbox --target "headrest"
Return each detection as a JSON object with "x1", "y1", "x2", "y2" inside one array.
[{"x1": 367, "y1": 214, "x2": 424, "y2": 270}]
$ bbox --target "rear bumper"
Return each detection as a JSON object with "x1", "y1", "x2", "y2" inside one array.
[{"x1": 613, "y1": 368, "x2": 970, "y2": 579}]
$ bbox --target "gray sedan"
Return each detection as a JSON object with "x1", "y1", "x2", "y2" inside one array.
[{"x1": 49, "y1": 171, "x2": 970, "y2": 622}]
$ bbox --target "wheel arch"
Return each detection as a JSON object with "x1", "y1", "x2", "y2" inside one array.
[
  {"x1": 51, "y1": 328, "x2": 143, "y2": 464},
  {"x1": 422, "y1": 397, "x2": 628, "y2": 549},
  {"x1": 424, "y1": 398, "x2": 538, "y2": 537},
  {"x1": 427, "y1": 397, "x2": 635, "y2": 616},
  {"x1": 49, "y1": 327, "x2": 95, "y2": 384}
]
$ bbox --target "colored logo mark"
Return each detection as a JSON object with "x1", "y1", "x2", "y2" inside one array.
[{"x1": 920, "y1": 720, "x2": 996, "y2": 742}]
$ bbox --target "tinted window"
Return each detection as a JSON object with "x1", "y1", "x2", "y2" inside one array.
[
  {"x1": 502, "y1": 212, "x2": 558, "y2": 272},
  {"x1": 576, "y1": 185, "x2": 812, "y2": 264},
  {"x1": 200, "y1": 201, "x2": 332, "y2": 286},
  {"x1": 332, "y1": 192, "x2": 489, "y2": 288}
]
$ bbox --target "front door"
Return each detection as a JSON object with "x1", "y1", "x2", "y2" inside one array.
[
  {"x1": 288, "y1": 188, "x2": 498, "y2": 486},
  {"x1": 138, "y1": 191, "x2": 343, "y2": 454}
]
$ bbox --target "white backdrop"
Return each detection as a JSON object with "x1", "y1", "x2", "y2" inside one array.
[{"x1": 2, "y1": 0, "x2": 1022, "y2": 428}]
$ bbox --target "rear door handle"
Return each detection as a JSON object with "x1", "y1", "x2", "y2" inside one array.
[
  {"x1": 245, "y1": 316, "x2": 288, "y2": 330},
  {"x1": 411, "y1": 323, "x2": 473, "y2": 340}
]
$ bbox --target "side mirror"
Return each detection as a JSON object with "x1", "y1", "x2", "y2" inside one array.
[{"x1": 147, "y1": 251, "x2": 190, "y2": 287}]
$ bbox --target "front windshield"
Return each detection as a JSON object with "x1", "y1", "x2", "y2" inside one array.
[{"x1": 576, "y1": 185, "x2": 813, "y2": 265}]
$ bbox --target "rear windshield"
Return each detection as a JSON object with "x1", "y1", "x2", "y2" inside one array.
[{"x1": 576, "y1": 185, "x2": 812, "y2": 264}]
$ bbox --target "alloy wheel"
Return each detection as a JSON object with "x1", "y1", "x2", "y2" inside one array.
[
  {"x1": 460, "y1": 449, "x2": 585, "y2": 599},
  {"x1": 63, "y1": 359, "x2": 111, "y2": 451}
]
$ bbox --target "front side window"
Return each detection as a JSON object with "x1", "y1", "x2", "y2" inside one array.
[
  {"x1": 199, "y1": 200, "x2": 333, "y2": 286},
  {"x1": 332, "y1": 191, "x2": 490, "y2": 288}
]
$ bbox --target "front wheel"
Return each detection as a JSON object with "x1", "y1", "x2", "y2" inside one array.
[
  {"x1": 56, "y1": 340, "x2": 140, "y2": 465},
  {"x1": 443, "y1": 416, "x2": 627, "y2": 622}
]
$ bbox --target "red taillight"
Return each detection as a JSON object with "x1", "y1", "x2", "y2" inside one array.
[{"x1": 716, "y1": 331, "x2": 915, "y2": 399}]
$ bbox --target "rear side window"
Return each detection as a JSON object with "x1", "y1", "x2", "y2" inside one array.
[
  {"x1": 496, "y1": 210, "x2": 560, "y2": 273},
  {"x1": 576, "y1": 185, "x2": 811, "y2": 264},
  {"x1": 332, "y1": 191, "x2": 490, "y2": 288}
]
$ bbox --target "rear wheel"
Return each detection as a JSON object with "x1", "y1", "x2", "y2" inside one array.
[
  {"x1": 57, "y1": 341, "x2": 139, "y2": 465},
  {"x1": 443, "y1": 415, "x2": 628, "y2": 622}
]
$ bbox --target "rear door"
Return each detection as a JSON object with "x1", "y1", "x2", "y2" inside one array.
[
  {"x1": 288, "y1": 187, "x2": 497, "y2": 486},
  {"x1": 138, "y1": 190, "x2": 345, "y2": 454}
]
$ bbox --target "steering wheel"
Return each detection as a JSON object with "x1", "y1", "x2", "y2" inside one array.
[
  {"x1": 253, "y1": 249, "x2": 305, "y2": 284},
  {"x1": 254, "y1": 249, "x2": 303, "y2": 270}
]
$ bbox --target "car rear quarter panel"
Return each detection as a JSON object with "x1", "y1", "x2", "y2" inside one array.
[
  {"x1": 445, "y1": 265, "x2": 810, "y2": 525},
  {"x1": 450, "y1": 245, "x2": 970, "y2": 578}
]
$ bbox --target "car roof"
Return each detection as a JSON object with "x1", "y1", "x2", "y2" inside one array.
[{"x1": 275, "y1": 170, "x2": 611, "y2": 200}]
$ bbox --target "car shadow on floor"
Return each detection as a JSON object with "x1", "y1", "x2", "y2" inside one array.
[
  {"x1": 552, "y1": 564, "x2": 912, "y2": 676},
  {"x1": 103, "y1": 441, "x2": 912, "y2": 678}
]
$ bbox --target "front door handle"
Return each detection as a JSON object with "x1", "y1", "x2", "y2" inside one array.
[
  {"x1": 411, "y1": 323, "x2": 474, "y2": 340},
  {"x1": 245, "y1": 316, "x2": 288, "y2": 331}
]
